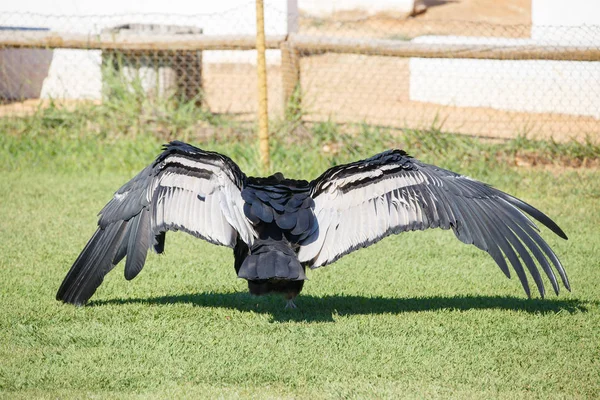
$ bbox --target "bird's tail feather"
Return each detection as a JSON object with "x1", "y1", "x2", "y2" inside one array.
[
  {"x1": 237, "y1": 239, "x2": 305, "y2": 281},
  {"x1": 56, "y1": 221, "x2": 129, "y2": 305}
]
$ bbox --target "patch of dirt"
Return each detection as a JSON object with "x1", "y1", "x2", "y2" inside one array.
[
  {"x1": 202, "y1": 63, "x2": 283, "y2": 118},
  {"x1": 509, "y1": 153, "x2": 600, "y2": 170},
  {"x1": 0, "y1": 99, "x2": 100, "y2": 117},
  {"x1": 299, "y1": 0, "x2": 532, "y2": 39},
  {"x1": 416, "y1": 0, "x2": 531, "y2": 25}
]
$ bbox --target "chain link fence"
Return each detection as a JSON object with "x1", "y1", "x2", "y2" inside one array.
[{"x1": 1, "y1": 8, "x2": 599, "y2": 142}]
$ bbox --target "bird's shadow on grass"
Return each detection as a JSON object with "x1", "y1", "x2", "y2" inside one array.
[{"x1": 90, "y1": 292, "x2": 590, "y2": 323}]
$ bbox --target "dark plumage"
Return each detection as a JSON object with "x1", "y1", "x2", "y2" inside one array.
[{"x1": 57, "y1": 141, "x2": 570, "y2": 308}]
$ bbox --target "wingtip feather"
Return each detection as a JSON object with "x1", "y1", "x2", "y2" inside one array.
[{"x1": 56, "y1": 222, "x2": 128, "y2": 305}]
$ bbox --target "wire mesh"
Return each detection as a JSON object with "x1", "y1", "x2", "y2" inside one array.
[{"x1": 1, "y1": 8, "x2": 599, "y2": 143}]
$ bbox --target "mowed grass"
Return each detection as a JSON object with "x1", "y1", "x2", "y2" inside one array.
[{"x1": 1, "y1": 124, "x2": 600, "y2": 398}]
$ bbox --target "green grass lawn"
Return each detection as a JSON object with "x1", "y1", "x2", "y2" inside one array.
[{"x1": 1, "y1": 126, "x2": 599, "y2": 398}]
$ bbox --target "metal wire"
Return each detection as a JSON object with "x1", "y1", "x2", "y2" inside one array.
[{"x1": 1, "y1": 10, "x2": 599, "y2": 142}]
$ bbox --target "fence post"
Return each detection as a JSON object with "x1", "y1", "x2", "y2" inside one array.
[
  {"x1": 255, "y1": 0, "x2": 270, "y2": 172},
  {"x1": 281, "y1": 39, "x2": 301, "y2": 122}
]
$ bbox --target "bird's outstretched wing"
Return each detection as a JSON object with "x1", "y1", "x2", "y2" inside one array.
[
  {"x1": 298, "y1": 150, "x2": 569, "y2": 297},
  {"x1": 57, "y1": 141, "x2": 255, "y2": 305}
]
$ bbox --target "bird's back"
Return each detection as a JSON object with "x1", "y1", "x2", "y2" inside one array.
[
  {"x1": 242, "y1": 175, "x2": 315, "y2": 243},
  {"x1": 235, "y1": 174, "x2": 315, "y2": 296}
]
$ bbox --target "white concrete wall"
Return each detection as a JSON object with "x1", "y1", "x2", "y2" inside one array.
[
  {"x1": 532, "y1": 0, "x2": 600, "y2": 41},
  {"x1": 38, "y1": 49, "x2": 103, "y2": 99},
  {"x1": 409, "y1": 38, "x2": 600, "y2": 119},
  {"x1": 409, "y1": 1, "x2": 600, "y2": 119}
]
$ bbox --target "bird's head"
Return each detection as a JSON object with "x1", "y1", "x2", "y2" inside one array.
[{"x1": 271, "y1": 172, "x2": 285, "y2": 182}]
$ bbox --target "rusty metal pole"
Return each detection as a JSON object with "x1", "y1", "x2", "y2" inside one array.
[{"x1": 255, "y1": 0, "x2": 270, "y2": 172}]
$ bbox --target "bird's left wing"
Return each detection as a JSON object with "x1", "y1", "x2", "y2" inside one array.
[
  {"x1": 297, "y1": 150, "x2": 569, "y2": 297},
  {"x1": 57, "y1": 141, "x2": 255, "y2": 305}
]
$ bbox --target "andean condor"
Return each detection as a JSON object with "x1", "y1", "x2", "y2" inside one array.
[{"x1": 57, "y1": 141, "x2": 569, "y2": 308}]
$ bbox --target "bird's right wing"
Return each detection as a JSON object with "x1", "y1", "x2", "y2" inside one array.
[
  {"x1": 298, "y1": 150, "x2": 569, "y2": 298},
  {"x1": 57, "y1": 141, "x2": 256, "y2": 305}
]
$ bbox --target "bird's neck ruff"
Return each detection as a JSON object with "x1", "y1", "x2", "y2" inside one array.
[{"x1": 246, "y1": 175, "x2": 309, "y2": 188}]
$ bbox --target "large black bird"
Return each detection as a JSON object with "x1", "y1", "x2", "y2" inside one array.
[{"x1": 57, "y1": 141, "x2": 569, "y2": 308}]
